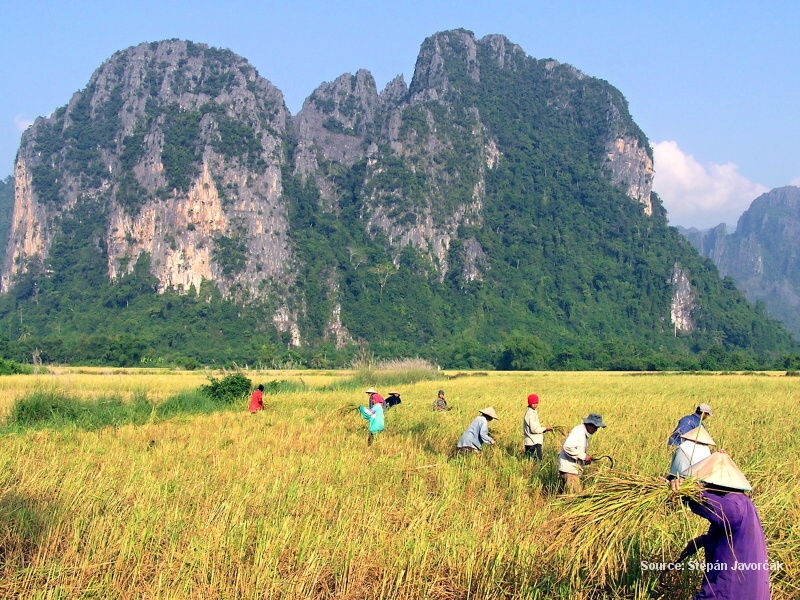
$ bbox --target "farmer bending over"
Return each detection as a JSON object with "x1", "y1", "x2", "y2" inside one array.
[
  {"x1": 671, "y1": 451, "x2": 770, "y2": 600},
  {"x1": 668, "y1": 403, "x2": 712, "y2": 447},
  {"x1": 359, "y1": 402, "x2": 385, "y2": 446},
  {"x1": 455, "y1": 407, "x2": 498, "y2": 456},
  {"x1": 248, "y1": 384, "x2": 265, "y2": 413},
  {"x1": 557, "y1": 413, "x2": 606, "y2": 494},
  {"x1": 668, "y1": 426, "x2": 715, "y2": 479}
]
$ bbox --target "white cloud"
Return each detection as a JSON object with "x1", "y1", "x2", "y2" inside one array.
[
  {"x1": 652, "y1": 141, "x2": 768, "y2": 230},
  {"x1": 14, "y1": 115, "x2": 34, "y2": 133},
  {"x1": 790, "y1": 177, "x2": 800, "y2": 187}
]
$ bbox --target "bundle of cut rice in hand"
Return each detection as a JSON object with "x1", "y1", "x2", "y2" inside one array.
[{"x1": 544, "y1": 472, "x2": 703, "y2": 586}]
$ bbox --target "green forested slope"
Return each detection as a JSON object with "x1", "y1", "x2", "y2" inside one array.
[{"x1": 0, "y1": 33, "x2": 795, "y2": 370}]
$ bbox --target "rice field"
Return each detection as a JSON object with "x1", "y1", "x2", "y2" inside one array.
[{"x1": 0, "y1": 369, "x2": 797, "y2": 599}]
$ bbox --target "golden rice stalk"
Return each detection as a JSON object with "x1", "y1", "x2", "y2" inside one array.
[{"x1": 544, "y1": 472, "x2": 703, "y2": 586}]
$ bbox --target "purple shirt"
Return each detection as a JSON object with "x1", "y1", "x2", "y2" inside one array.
[{"x1": 687, "y1": 490, "x2": 770, "y2": 600}]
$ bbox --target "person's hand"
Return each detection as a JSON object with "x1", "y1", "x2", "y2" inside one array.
[
  {"x1": 545, "y1": 427, "x2": 553, "y2": 432},
  {"x1": 677, "y1": 535, "x2": 706, "y2": 561},
  {"x1": 584, "y1": 455, "x2": 593, "y2": 463},
  {"x1": 670, "y1": 477, "x2": 684, "y2": 492}
]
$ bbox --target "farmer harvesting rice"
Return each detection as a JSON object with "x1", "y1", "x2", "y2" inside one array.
[
  {"x1": 557, "y1": 413, "x2": 606, "y2": 493},
  {"x1": 365, "y1": 388, "x2": 385, "y2": 408},
  {"x1": 386, "y1": 390, "x2": 402, "y2": 409},
  {"x1": 455, "y1": 407, "x2": 498, "y2": 455},
  {"x1": 522, "y1": 394, "x2": 553, "y2": 461},
  {"x1": 668, "y1": 426, "x2": 715, "y2": 479},
  {"x1": 248, "y1": 384, "x2": 264, "y2": 413},
  {"x1": 671, "y1": 451, "x2": 770, "y2": 600},
  {"x1": 359, "y1": 401, "x2": 385, "y2": 446},
  {"x1": 433, "y1": 389, "x2": 451, "y2": 411},
  {"x1": 668, "y1": 403, "x2": 712, "y2": 446}
]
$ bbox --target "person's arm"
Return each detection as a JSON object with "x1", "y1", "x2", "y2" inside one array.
[
  {"x1": 527, "y1": 410, "x2": 547, "y2": 434},
  {"x1": 685, "y1": 493, "x2": 741, "y2": 530},
  {"x1": 678, "y1": 535, "x2": 708, "y2": 560},
  {"x1": 479, "y1": 418, "x2": 494, "y2": 445}
]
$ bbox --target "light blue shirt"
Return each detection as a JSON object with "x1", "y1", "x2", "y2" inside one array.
[
  {"x1": 359, "y1": 404, "x2": 384, "y2": 434},
  {"x1": 457, "y1": 415, "x2": 494, "y2": 450}
]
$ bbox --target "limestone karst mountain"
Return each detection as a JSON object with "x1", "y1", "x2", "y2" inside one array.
[
  {"x1": 0, "y1": 30, "x2": 794, "y2": 368},
  {"x1": 680, "y1": 186, "x2": 800, "y2": 338}
]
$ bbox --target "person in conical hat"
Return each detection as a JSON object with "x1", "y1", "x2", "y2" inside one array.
[
  {"x1": 364, "y1": 388, "x2": 384, "y2": 408},
  {"x1": 358, "y1": 401, "x2": 385, "y2": 446},
  {"x1": 684, "y1": 450, "x2": 751, "y2": 492},
  {"x1": 455, "y1": 407, "x2": 498, "y2": 455},
  {"x1": 385, "y1": 390, "x2": 402, "y2": 409},
  {"x1": 557, "y1": 413, "x2": 606, "y2": 494},
  {"x1": 672, "y1": 451, "x2": 769, "y2": 600},
  {"x1": 668, "y1": 426, "x2": 716, "y2": 479}
]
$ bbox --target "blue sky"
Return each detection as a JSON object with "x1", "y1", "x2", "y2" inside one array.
[{"x1": 2, "y1": 0, "x2": 798, "y2": 229}]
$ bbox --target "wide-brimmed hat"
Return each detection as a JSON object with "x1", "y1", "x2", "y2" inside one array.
[
  {"x1": 389, "y1": 390, "x2": 400, "y2": 395},
  {"x1": 680, "y1": 426, "x2": 716, "y2": 446},
  {"x1": 479, "y1": 407, "x2": 499, "y2": 420},
  {"x1": 365, "y1": 388, "x2": 378, "y2": 394},
  {"x1": 582, "y1": 413, "x2": 606, "y2": 428},
  {"x1": 684, "y1": 451, "x2": 751, "y2": 491},
  {"x1": 697, "y1": 403, "x2": 713, "y2": 416},
  {"x1": 527, "y1": 394, "x2": 539, "y2": 406}
]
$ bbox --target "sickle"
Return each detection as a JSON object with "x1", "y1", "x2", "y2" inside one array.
[{"x1": 595, "y1": 455, "x2": 615, "y2": 469}]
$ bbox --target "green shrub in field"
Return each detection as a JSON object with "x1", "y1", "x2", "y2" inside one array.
[
  {"x1": 5, "y1": 390, "x2": 154, "y2": 430},
  {"x1": 155, "y1": 390, "x2": 225, "y2": 417},
  {"x1": 199, "y1": 372, "x2": 252, "y2": 404},
  {"x1": 0, "y1": 359, "x2": 35, "y2": 375}
]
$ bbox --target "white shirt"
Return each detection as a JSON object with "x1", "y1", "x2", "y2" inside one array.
[
  {"x1": 558, "y1": 423, "x2": 590, "y2": 475},
  {"x1": 523, "y1": 406, "x2": 547, "y2": 446},
  {"x1": 669, "y1": 440, "x2": 712, "y2": 477}
]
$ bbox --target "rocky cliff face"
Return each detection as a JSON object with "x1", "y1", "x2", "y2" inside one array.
[
  {"x1": 293, "y1": 30, "x2": 655, "y2": 280},
  {"x1": 3, "y1": 31, "x2": 693, "y2": 351},
  {"x1": 5, "y1": 40, "x2": 293, "y2": 302},
  {"x1": 682, "y1": 186, "x2": 800, "y2": 336}
]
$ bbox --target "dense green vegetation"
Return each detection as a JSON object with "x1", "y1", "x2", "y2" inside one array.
[{"x1": 1, "y1": 34, "x2": 796, "y2": 371}]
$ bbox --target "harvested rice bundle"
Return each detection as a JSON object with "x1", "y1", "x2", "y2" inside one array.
[{"x1": 544, "y1": 472, "x2": 703, "y2": 586}]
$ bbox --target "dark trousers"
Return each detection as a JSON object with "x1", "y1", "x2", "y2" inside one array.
[{"x1": 524, "y1": 444, "x2": 543, "y2": 461}]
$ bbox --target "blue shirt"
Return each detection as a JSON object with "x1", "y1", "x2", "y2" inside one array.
[
  {"x1": 668, "y1": 413, "x2": 703, "y2": 446},
  {"x1": 457, "y1": 415, "x2": 494, "y2": 450}
]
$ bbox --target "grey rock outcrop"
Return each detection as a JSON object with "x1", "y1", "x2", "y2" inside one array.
[
  {"x1": 5, "y1": 41, "x2": 293, "y2": 304},
  {"x1": 681, "y1": 186, "x2": 800, "y2": 336}
]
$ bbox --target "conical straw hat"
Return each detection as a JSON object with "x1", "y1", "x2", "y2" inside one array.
[
  {"x1": 684, "y1": 451, "x2": 752, "y2": 491},
  {"x1": 479, "y1": 407, "x2": 499, "y2": 420},
  {"x1": 680, "y1": 426, "x2": 716, "y2": 446}
]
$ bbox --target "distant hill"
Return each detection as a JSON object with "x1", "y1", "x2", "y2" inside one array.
[
  {"x1": 0, "y1": 31, "x2": 795, "y2": 369},
  {"x1": 680, "y1": 186, "x2": 800, "y2": 337}
]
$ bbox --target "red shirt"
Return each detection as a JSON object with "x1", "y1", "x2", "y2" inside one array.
[{"x1": 248, "y1": 389, "x2": 264, "y2": 413}]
